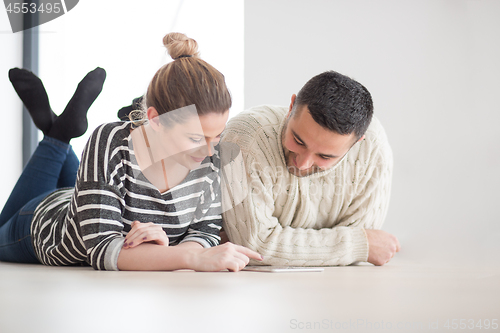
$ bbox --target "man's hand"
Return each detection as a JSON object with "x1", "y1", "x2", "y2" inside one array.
[{"x1": 365, "y1": 229, "x2": 400, "y2": 266}]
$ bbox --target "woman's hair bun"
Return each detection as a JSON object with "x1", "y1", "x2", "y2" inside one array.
[{"x1": 163, "y1": 32, "x2": 200, "y2": 60}]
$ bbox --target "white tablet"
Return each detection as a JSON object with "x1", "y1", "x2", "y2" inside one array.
[{"x1": 242, "y1": 266, "x2": 324, "y2": 273}]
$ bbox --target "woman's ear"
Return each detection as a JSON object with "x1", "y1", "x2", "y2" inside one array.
[{"x1": 147, "y1": 107, "x2": 161, "y2": 131}]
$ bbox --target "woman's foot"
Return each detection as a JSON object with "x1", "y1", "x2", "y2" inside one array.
[
  {"x1": 8, "y1": 68, "x2": 57, "y2": 135},
  {"x1": 48, "y1": 67, "x2": 106, "y2": 143}
]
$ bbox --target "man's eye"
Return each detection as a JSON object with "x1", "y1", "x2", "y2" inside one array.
[
  {"x1": 294, "y1": 137, "x2": 304, "y2": 146},
  {"x1": 319, "y1": 155, "x2": 331, "y2": 160}
]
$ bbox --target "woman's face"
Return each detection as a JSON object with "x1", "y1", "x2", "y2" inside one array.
[{"x1": 154, "y1": 110, "x2": 229, "y2": 170}]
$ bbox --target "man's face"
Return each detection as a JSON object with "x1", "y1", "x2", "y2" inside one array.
[{"x1": 281, "y1": 95, "x2": 362, "y2": 177}]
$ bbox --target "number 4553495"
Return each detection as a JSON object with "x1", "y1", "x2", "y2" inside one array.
[
  {"x1": 6, "y1": 2, "x2": 62, "y2": 14},
  {"x1": 444, "y1": 319, "x2": 498, "y2": 330}
]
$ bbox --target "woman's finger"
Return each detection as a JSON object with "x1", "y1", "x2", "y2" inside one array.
[
  {"x1": 124, "y1": 221, "x2": 147, "y2": 241},
  {"x1": 126, "y1": 226, "x2": 162, "y2": 243},
  {"x1": 233, "y1": 243, "x2": 263, "y2": 261},
  {"x1": 125, "y1": 230, "x2": 168, "y2": 248},
  {"x1": 123, "y1": 222, "x2": 168, "y2": 248},
  {"x1": 225, "y1": 257, "x2": 247, "y2": 272},
  {"x1": 125, "y1": 230, "x2": 154, "y2": 248},
  {"x1": 232, "y1": 250, "x2": 251, "y2": 266}
]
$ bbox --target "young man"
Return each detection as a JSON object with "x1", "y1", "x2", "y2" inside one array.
[{"x1": 221, "y1": 71, "x2": 400, "y2": 266}]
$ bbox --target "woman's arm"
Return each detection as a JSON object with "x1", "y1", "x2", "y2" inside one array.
[{"x1": 117, "y1": 241, "x2": 263, "y2": 271}]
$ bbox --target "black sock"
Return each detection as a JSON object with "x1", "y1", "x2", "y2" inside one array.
[
  {"x1": 118, "y1": 96, "x2": 143, "y2": 121},
  {"x1": 8, "y1": 68, "x2": 57, "y2": 135},
  {"x1": 48, "y1": 67, "x2": 106, "y2": 143}
]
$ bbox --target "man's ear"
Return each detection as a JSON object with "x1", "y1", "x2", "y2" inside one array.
[
  {"x1": 147, "y1": 107, "x2": 161, "y2": 131},
  {"x1": 356, "y1": 135, "x2": 365, "y2": 143},
  {"x1": 287, "y1": 94, "x2": 297, "y2": 118}
]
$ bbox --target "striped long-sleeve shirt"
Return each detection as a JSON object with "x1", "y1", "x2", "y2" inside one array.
[{"x1": 31, "y1": 122, "x2": 223, "y2": 270}]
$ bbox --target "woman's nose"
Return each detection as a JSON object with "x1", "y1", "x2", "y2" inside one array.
[{"x1": 202, "y1": 140, "x2": 215, "y2": 156}]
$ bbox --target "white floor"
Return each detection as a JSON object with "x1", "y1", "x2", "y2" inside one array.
[{"x1": 1, "y1": 257, "x2": 499, "y2": 333}]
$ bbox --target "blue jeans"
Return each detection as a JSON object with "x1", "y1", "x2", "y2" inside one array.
[{"x1": 0, "y1": 137, "x2": 79, "y2": 263}]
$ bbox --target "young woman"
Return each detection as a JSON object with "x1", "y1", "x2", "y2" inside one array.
[{"x1": 0, "y1": 32, "x2": 262, "y2": 271}]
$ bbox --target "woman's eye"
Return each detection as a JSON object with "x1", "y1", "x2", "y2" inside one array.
[{"x1": 190, "y1": 138, "x2": 203, "y2": 143}]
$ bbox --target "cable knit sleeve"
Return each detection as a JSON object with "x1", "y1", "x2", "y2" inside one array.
[{"x1": 335, "y1": 121, "x2": 393, "y2": 231}]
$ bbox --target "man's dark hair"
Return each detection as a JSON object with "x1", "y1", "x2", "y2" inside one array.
[{"x1": 293, "y1": 71, "x2": 373, "y2": 139}]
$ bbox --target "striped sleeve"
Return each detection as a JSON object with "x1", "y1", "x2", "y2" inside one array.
[
  {"x1": 74, "y1": 123, "x2": 128, "y2": 270},
  {"x1": 73, "y1": 182, "x2": 125, "y2": 270},
  {"x1": 178, "y1": 182, "x2": 223, "y2": 248},
  {"x1": 178, "y1": 148, "x2": 223, "y2": 248}
]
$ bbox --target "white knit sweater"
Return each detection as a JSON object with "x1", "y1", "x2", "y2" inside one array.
[{"x1": 221, "y1": 105, "x2": 393, "y2": 266}]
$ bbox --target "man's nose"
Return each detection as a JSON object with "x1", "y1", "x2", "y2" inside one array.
[{"x1": 295, "y1": 152, "x2": 314, "y2": 170}]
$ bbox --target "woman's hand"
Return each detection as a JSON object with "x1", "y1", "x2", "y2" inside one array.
[
  {"x1": 186, "y1": 242, "x2": 263, "y2": 272},
  {"x1": 123, "y1": 221, "x2": 169, "y2": 249}
]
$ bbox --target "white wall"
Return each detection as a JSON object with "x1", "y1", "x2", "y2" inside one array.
[
  {"x1": 39, "y1": 0, "x2": 244, "y2": 160},
  {"x1": 0, "y1": 9, "x2": 23, "y2": 209},
  {"x1": 245, "y1": 0, "x2": 500, "y2": 265},
  {"x1": 0, "y1": 0, "x2": 243, "y2": 208}
]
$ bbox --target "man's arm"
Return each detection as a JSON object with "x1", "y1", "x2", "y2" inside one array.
[{"x1": 332, "y1": 137, "x2": 400, "y2": 265}]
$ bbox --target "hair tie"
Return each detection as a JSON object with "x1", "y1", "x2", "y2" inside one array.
[{"x1": 175, "y1": 55, "x2": 193, "y2": 60}]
